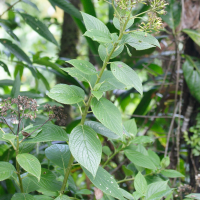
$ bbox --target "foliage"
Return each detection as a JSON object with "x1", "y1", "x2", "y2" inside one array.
[{"x1": 0, "y1": 0, "x2": 200, "y2": 199}]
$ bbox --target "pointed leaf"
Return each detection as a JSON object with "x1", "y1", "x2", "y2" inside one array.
[
  {"x1": 47, "y1": 84, "x2": 85, "y2": 104},
  {"x1": 148, "y1": 149, "x2": 160, "y2": 167},
  {"x1": 183, "y1": 29, "x2": 200, "y2": 47},
  {"x1": 0, "y1": 39, "x2": 31, "y2": 64},
  {"x1": 98, "y1": 43, "x2": 124, "y2": 61},
  {"x1": 160, "y1": 169, "x2": 184, "y2": 178},
  {"x1": 183, "y1": 55, "x2": 200, "y2": 102},
  {"x1": 120, "y1": 188, "x2": 134, "y2": 200},
  {"x1": 16, "y1": 153, "x2": 41, "y2": 181},
  {"x1": 91, "y1": 91, "x2": 103, "y2": 100},
  {"x1": 20, "y1": 13, "x2": 58, "y2": 46},
  {"x1": 146, "y1": 181, "x2": 168, "y2": 199},
  {"x1": 55, "y1": 195, "x2": 70, "y2": 200},
  {"x1": 125, "y1": 150, "x2": 156, "y2": 170},
  {"x1": 83, "y1": 166, "x2": 124, "y2": 200},
  {"x1": 113, "y1": 17, "x2": 134, "y2": 30},
  {"x1": 84, "y1": 121, "x2": 119, "y2": 139},
  {"x1": 84, "y1": 29, "x2": 112, "y2": 43},
  {"x1": 69, "y1": 125, "x2": 102, "y2": 177},
  {"x1": 147, "y1": 189, "x2": 173, "y2": 200},
  {"x1": 134, "y1": 172, "x2": 147, "y2": 195},
  {"x1": 66, "y1": 59, "x2": 97, "y2": 75},
  {"x1": 23, "y1": 124, "x2": 68, "y2": 143},
  {"x1": 81, "y1": 12, "x2": 110, "y2": 34},
  {"x1": 45, "y1": 144, "x2": 71, "y2": 170},
  {"x1": 22, "y1": 0, "x2": 39, "y2": 11},
  {"x1": 11, "y1": 193, "x2": 35, "y2": 200},
  {"x1": 0, "y1": 20, "x2": 19, "y2": 41},
  {"x1": 0, "y1": 61, "x2": 11, "y2": 76},
  {"x1": 111, "y1": 62, "x2": 143, "y2": 95},
  {"x1": 22, "y1": 175, "x2": 40, "y2": 193},
  {"x1": 0, "y1": 162, "x2": 16, "y2": 181},
  {"x1": 48, "y1": 0, "x2": 82, "y2": 20},
  {"x1": 91, "y1": 97, "x2": 123, "y2": 138},
  {"x1": 123, "y1": 119, "x2": 137, "y2": 136},
  {"x1": 11, "y1": 72, "x2": 21, "y2": 98}
]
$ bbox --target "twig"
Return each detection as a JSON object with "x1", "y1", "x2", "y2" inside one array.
[
  {"x1": 130, "y1": 114, "x2": 183, "y2": 119},
  {"x1": 164, "y1": 102, "x2": 180, "y2": 157},
  {"x1": 110, "y1": 158, "x2": 128, "y2": 175},
  {"x1": 2, "y1": 117, "x2": 16, "y2": 135},
  {"x1": 0, "y1": 0, "x2": 22, "y2": 18}
]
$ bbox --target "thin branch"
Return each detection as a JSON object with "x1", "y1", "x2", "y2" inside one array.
[
  {"x1": 2, "y1": 117, "x2": 16, "y2": 135},
  {"x1": 0, "y1": 0, "x2": 22, "y2": 18},
  {"x1": 130, "y1": 114, "x2": 183, "y2": 119}
]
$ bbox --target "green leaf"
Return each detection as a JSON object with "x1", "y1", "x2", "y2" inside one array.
[
  {"x1": 31, "y1": 168, "x2": 62, "y2": 192},
  {"x1": 123, "y1": 119, "x2": 137, "y2": 136},
  {"x1": 131, "y1": 136, "x2": 154, "y2": 144},
  {"x1": 63, "y1": 68, "x2": 96, "y2": 88},
  {"x1": 23, "y1": 124, "x2": 68, "y2": 143},
  {"x1": 69, "y1": 125, "x2": 102, "y2": 177},
  {"x1": 148, "y1": 149, "x2": 160, "y2": 167},
  {"x1": 47, "y1": 84, "x2": 85, "y2": 104},
  {"x1": 66, "y1": 59, "x2": 97, "y2": 75},
  {"x1": 134, "y1": 172, "x2": 147, "y2": 195},
  {"x1": 160, "y1": 156, "x2": 170, "y2": 168},
  {"x1": 0, "y1": 161, "x2": 16, "y2": 181},
  {"x1": 183, "y1": 29, "x2": 200, "y2": 47},
  {"x1": 76, "y1": 189, "x2": 92, "y2": 195},
  {"x1": 84, "y1": 121, "x2": 119, "y2": 139},
  {"x1": 84, "y1": 29, "x2": 112, "y2": 43},
  {"x1": 161, "y1": 0, "x2": 181, "y2": 31},
  {"x1": 22, "y1": 0, "x2": 39, "y2": 11},
  {"x1": 0, "y1": 61, "x2": 11, "y2": 76},
  {"x1": 186, "y1": 193, "x2": 200, "y2": 200},
  {"x1": 102, "y1": 146, "x2": 112, "y2": 156},
  {"x1": 113, "y1": 17, "x2": 134, "y2": 30},
  {"x1": 182, "y1": 56, "x2": 200, "y2": 102},
  {"x1": 132, "y1": 191, "x2": 143, "y2": 200},
  {"x1": 20, "y1": 13, "x2": 58, "y2": 46},
  {"x1": 54, "y1": 195, "x2": 70, "y2": 200},
  {"x1": 98, "y1": 43, "x2": 124, "y2": 61},
  {"x1": 83, "y1": 166, "x2": 124, "y2": 200},
  {"x1": 91, "y1": 91, "x2": 103, "y2": 100},
  {"x1": 11, "y1": 72, "x2": 21, "y2": 98},
  {"x1": 34, "y1": 196, "x2": 54, "y2": 200},
  {"x1": 0, "y1": 20, "x2": 19, "y2": 41},
  {"x1": 111, "y1": 62, "x2": 143, "y2": 95},
  {"x1": 19, "y1": 143, "x2": 35, "y2": 154},
  {"x1": 0, "y1": 39, "x2": 31, "y2": 64},
  {"x1": 11, "y1": 193, "x2": 35, "y2": 200},
  {"x1": 48, "y1": 0, "x2": 82, "y2": 20},
  {"x1": 125, "y1": 150, "x2": 156, "y2": 170},
  {"x1": 122, "y1": 31, "x2": 160, "y2": 50},
  {"x1": 120, "y1": 188, "x2": 134, "y2": 200},
  {"x1": 146, "y1": 181, "x2": 168, "y2": 199},
  {"x1": 160, "y1": 169, "x2": 184, "y2": 178},
  {"x1": 22, "y1": 175, "x2": 40, "y2": 193},
  {"x1": 16, "y1": 153, "x2": 41, "y2": 181},
  {"x1": 91, "y1": 97, "x2": 123, "y2": 138},
  {"x1": 122, "y1": 165, "x2": 133, "y2": 176},
  {"x1": 147, "y1": 189, "x2": 173, "y2": 200},
  {"x1": 45, "y1": 144, "x2": 71, "y2": 170},
  {"x1": 81, "y1": 12, "x2": 110, "y2": 34}
]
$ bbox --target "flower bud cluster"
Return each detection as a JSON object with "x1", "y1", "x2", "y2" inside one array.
[
  {"x1": 148, "y1": 0, "x2": 168, "y2": 15},
  {"x1": 114, "y1": 0, "x2": 146, "y2": 10},
  {"x1": 138, "y1": 12, "x2": 163, "y2": 32}
]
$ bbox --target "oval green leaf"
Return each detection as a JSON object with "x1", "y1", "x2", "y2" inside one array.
[
  {"x1": 0, "y1": 161, "x2": 16, "y2": 181},
  {"x1": 16, "y1": 153, "x2": 41, "y2": 181},
  {"x1": 47, "y1": 84, "x2": 85, "y2": 104},
  {"x1": 91, "y1": 97, "x2": 123, "y2": 138},
  {"x1": 45, "y1": 144, "x2": 71, "y2": 170},
  {"x1": 66, "y1": 59, "x2": 97, "y2": 75},
  {"x1": 111, "y1": 61, "x2": 143, "y2": 95},
  {"x1": 83, "y1": 166, "x2": 124, "y2": 200},
  {"x1": 160, "y1": 169, "x2": 184, "y2": 178},
  {"x1": 69, "y1": 125, "x2": 102, "y2": 177},
  {"x1": 124, "y1": 150, "x2": 156, "y2": 170},
  {"x1": 134, "y1": 172, "x2": 147, "y2": 195}
]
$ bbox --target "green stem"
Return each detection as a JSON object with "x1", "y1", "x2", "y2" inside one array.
[
  {"x1": 60, "y1": 155, "x2": 74, "y2": 194},
  {"x1": 60, "y1": 9, "x2": 131, "y2": 194},
  {"x1": 103, "y1": 147, "x2": 122, "y2": 168},
  {"x1": 117, "y1": 177, "x2": 134, "y2": 184},
  {"x1": 0, "y1": 0, "x2": 22, "y2": 18},
  {"x1": 16, "y1": 136, "x2": 24, "y2": 193}
]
